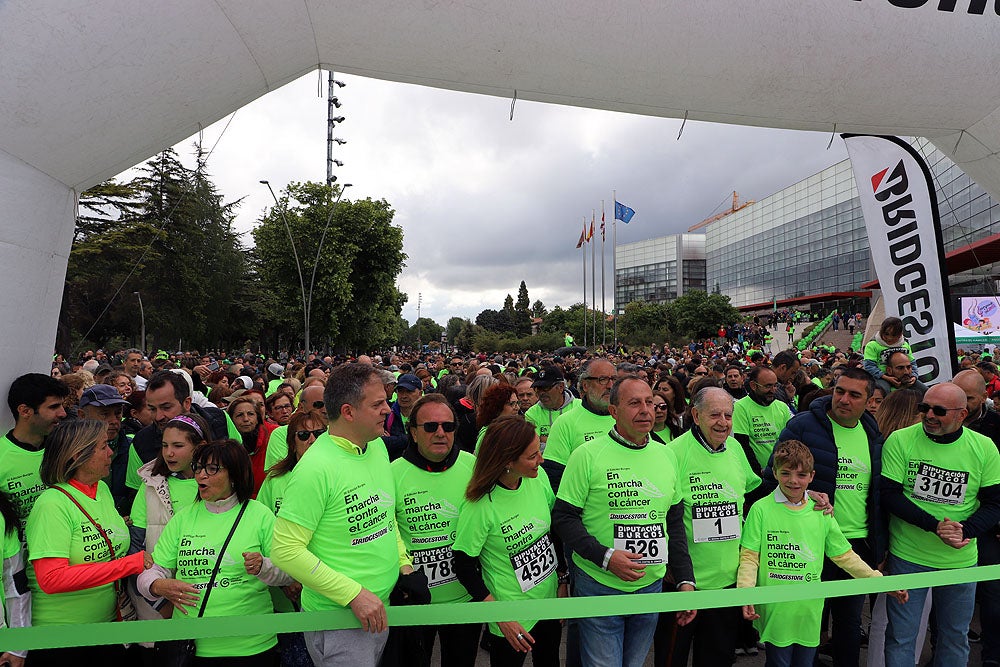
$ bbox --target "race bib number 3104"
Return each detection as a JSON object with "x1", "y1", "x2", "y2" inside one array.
[
  {"x1": 509, "y1": 533, "x2": 557, "y2": 593},
  {"x1": 613, "y1": 524, "x2": 666, "y2": 565},
  {"x1": 912, "y1": 463, "x2": 968, "y2": 506}
]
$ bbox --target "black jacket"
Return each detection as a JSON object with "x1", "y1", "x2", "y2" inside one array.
[{"x1": 131, "y1": 402, "x2": 229, "y2": 466}]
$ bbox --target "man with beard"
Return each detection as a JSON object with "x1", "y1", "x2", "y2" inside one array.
[
  {"x1": 733, "y1": 366, "x2": 792, "y2": 475},
  {"x1": 525, "y1": 366, "x2": 580, "y2": 447},
  {"x1": 724, "y1": 365, "x2": 747, "y2": 400},
  {"x1": 771, "y1": 350, "x2": 800, "y2": 412}
]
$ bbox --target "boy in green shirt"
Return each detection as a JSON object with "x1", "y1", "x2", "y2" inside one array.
[{"x1": 739, "y1": 440, "x2": 907, "y2": 667}]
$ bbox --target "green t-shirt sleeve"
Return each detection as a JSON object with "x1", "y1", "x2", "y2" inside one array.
[
  {"x1": 257, "y1": 478, "x2": 275, "y2": 515},
  {"x1": 225, "y1": 412, "x2": 241, "y2": 441},
  {"x1": 732, "y1": 400, "x2": 749, "y2": 436},
  {"x1": 452, "y1": 499, "x2": 491, "y2": 558},
  {"x1": 540, "y1": 468, "x2": 555, "y2": 511},
  {"x1": 25, "y1": 492, "x2": 72, "y2": 560},
  {"x1": 555, "y1": 447, "x2": 590, "y2": 508},
  {"x1": 264, "y1": 428, "x2": 288, "y2": 471},
  {"x1": 257, "y1": 503, "x2": 276, "y2": 556},
  {"x1": 823, "y1": 514, "x2": 852, "y2": 559},
  {"x1": 130, "y1": 485, "x2": 148, "y2": 529},
  {"x1": 125, "y1": 443, "x2": 142, "y2": 490},
  {"x1": 741, "y1": 501, "x2": 762, "y2": 553},
  {"x1": 880, "y1": 432, "x2": 906, "y2": 483},
  {"x1": 275, "y1": 464, "x2": 325, "y2": 532}
]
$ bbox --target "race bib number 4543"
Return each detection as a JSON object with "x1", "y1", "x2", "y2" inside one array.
[
  {"x1": 912, "y1": 463, "x2": 968, "y2": 506},
  {"x1": 613, "y1": 524, "x2": 666, "y2": 565},
  {"x1": 509, "y1": 533, "x2": 557, "y2": 593}
]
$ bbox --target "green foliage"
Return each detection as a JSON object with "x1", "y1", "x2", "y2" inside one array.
[
  {"x1": 251, "y1": 181, "x2": 407, "y2": 352},
  {"x1": 454, "y1": 320, "x2": 482, "y2": 351},
  {"x1": 446, "y1": 317, "x2": 467, "y2": 345},
  {"x1": 469, "y1": 330, "x2": 563, "y2": 354},
  {"x1": 514, "y1": 281, "x2": 532, "y2": 336},
  {"x1": 61, "y1": 147, "x2": 247, "y2": 353},
  {"x1": 400, "y1": 317, "x2": 444, "y2": 348},
  {"x1": 619, "y1": 301, "x2": 672, "y2": 346},
  {"x1": 796, "y1": 313, "x2": 834, "y2": 350},
  {"x1": 665, "y1": 291, "x2": 741, "y2": 339},
  {"x1": 531, "y1": 299, "x2": 547, "y2": 319}
]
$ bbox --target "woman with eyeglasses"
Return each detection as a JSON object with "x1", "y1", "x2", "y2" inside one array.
[
  {"x1": 384, "y1": 394, "x2": 478, "y2": 667},
  {"x1": 138, "y1": 440, "x2": 293, "y2": 666},
  {"x1": 453, "y1": 416, "x2": 565, "y2": 667},
  {"x1": 255, "y1": 410, "x2": 324, "y2": 667},
  {"x1": 473, "y1": 383, "x2": 521, "y2": 456}
]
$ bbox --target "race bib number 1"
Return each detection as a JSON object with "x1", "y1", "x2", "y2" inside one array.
[
  {"x1": 412, "y1": 545, "x2": 456, "y2": 587},
  {"x1": 613, "y1": 524, "x2": 666, "y2": 565},
  {"x1": 912, "y1": 463, "x2": 968, "y2": 506},
  {"x1": 510, "y1": 533, "x2": 557, "y2": 593},
  {"x1": 691, "y1": 502, "x2": 740, "y2": 543}
]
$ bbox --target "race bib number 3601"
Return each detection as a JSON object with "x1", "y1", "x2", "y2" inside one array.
[
  {"x1": 412, "y1": 545, "x2": 456, "y2": 587},
  {"x1": 912, "y1": 463, "x2": 968, "y2": 506},
  {"x1": 613, "y1": 524, "x2": 666, "y2": 565},
  {"x1": 509, "y1": 533, "x2": 557, "y2": 593},
  {"x1": 691, "y1": 502, "x2": 740, "y2": 543}
]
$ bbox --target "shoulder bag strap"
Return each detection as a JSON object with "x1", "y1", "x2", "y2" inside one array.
[
  {"x1": 197, "y1": 500, "x2": 249, "y2": 618},
  {"x1": 53, "y1": 485, "x2": 117, "y2": 557}
]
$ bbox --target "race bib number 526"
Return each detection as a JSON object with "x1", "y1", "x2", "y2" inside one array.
[
  {"x1": 613, "y1": 524, "x2": 666, "y2": 565},
  {"x1": 509, "y1": 534, "x2": 557, "y2": 593}
]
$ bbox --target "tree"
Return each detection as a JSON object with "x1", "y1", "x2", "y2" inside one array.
[
  {"x1": 401, "y1": 317, "x2": 444, "y2": 348},
  {"x1": 620, "y1": 301, "x2": 671, "y2": 346},
  {"x1": 666, "y1": 290, "x2": 741, "y2": 339},
  {"x1": 454, "y1": 320, "x2": 481, "y2": 351},
  {"x1": 514, "y1": 281, "x2": 532, "y2": 336},
  {"x1": 531, "y1": 299, "x2": 547, "y2": 319},
  {"x1": 252, "y1": 182, "x2": 407, "y2": 353},
  {"x1": 446, "y1": 317, "x2": 467, "y2": 345}
]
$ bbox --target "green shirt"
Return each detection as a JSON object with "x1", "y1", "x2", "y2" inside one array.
[
  {"x1": 882, "y1": 423, "x2": 1000, "y2": 568},
  {"x1": 524, "y1": 397, "x2": 581, "y2": 443},
  {"x1": 732, "y1": 396, "x2": 792, "y2": 469},
  {"x1": 557, "y1": 432, "x2": 682, "y2": 591},
  {"x1": 452, "y1": 468, "x2": 558, "y2": 636},
  {"x1": 129, "y1": 475, "x2": 199, "y2": 529},
  {"x1": 125, "y1": 439, "x2": 142, "y2": 491},
  {"x1": 264, "y1": 425, "x2": 289, "y2": 471},
  {"x1": 831, "y1": 420, "x2": 871, "y2": 539},
  {"x1": 0, "y1": 433, "x2": 45, "y2": 537},
  {"x1": 543, "y1": 407, "x2": 615, "y2": 466},
  {"x1": 153, "y1": 500, "x2": 277, "y2": 657},
  {"x1": 391, "y1": 451, "x2": 475, "y2": 605},
  {"x1": 668, "y1": 431, "x2": 760, "y2": 589},
  {"x1": 741, "y1": 493, "x2": 851, "y2": 647},
  {"x1": 276, "y1": 435, "x2": 400, "y2": 609},
  {"x1": 256, "y1": 473, "x2": 295, "y2": 613},
  {"x1": 25, "y1": 482, "x2": 129, "y2": 625}
]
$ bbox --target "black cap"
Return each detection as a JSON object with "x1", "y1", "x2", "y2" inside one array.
[{"x1": 531, "y1": 366, "x2": 565, "y2": 388}]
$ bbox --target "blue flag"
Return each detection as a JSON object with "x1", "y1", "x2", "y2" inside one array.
[{"x1": 614, "y1": 200, "x2": 635, "y2": 223}]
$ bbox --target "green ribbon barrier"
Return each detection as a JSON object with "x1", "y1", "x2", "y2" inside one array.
[{"x1": 4, "y1": 565, "x2": 997, "y2": 651}]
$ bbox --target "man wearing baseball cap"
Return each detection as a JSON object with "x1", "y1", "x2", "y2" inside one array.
[
  {"x1": 78, "y1": 384, "x2": 132, "y2": 515},
  {"x1": 525, "y1": 365, "x2": 580, "y2": 447},
  {"x1": 383, "y1": 373, "x2": 423, "y2": 459}
]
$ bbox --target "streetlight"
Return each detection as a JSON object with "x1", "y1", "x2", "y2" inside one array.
[
  {"x1": 334, "y1": 138, "x2": 347, "y2": 145},
  {"x1": 133, "y1": 291, "x2": 145, "y2": 352},
  {"x1": 260, "y1": 180, "x2": 309, "y2": 354},
  {"x1": 306, "y1": 183, "x2": 353, "y2": 352},
  {"x1": 331, "y1": 116, "x2": 345, "y2": 123}
]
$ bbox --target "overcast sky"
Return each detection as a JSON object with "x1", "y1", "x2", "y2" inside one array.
[{"x1": 149, "y1": 71, "x2": 849, "y2": 327}]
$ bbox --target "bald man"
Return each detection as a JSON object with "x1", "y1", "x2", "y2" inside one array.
[
  {"x1": 881, "y1": 382, "x2": 1000, "y2": 667},
  {"x1": 953, "y1": 369, "x2": 1000, "y2": 447}
]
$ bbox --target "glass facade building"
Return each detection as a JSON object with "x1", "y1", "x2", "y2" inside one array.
[
  {"x1": 615, "y1": 234, "x2": 705, "y2": 309},
  {"x1": 615, "y1": 138, "x2": 1000, "y2": 313}
]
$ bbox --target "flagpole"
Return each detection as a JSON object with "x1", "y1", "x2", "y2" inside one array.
[
  {"x1": 613, "y1": 190, "x2": 618, "y2": 349},
  {"x1": 591, "y1": 210, "x2": 597, "y2": 347},
  {"x1": 582, "y1": 216, "x2": 587, "y2": 349},
  {"x1": 601, "y1": 200, "x2": 606, "y2": 348}
]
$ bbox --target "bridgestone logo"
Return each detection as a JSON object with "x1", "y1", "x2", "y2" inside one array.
[
  {"x1": 351, "y1": 526, "x2": 389, "y2": 546},
  {"x1": 768, "y1": 572, "x2": 805, "y2": 581},
  {"x1": 609, "y1": 513, "x2": 648, "y2": 520}
]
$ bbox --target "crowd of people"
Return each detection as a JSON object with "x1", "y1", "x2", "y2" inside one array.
[{"x1": 0, "y1": 320, "x2": 995, "y2": 667}]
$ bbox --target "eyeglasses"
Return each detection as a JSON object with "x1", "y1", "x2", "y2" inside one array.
[
  {"x1": 917, "y1": 403, "x2": 965, "y2": 416},
  {"x1": 295, "y1": 428, "x2": 327, "y2": 442},
  {"x1": 751, "y1": 381, "x2": 778, "y2": 390},
  {"x1": 417, "y1": 421, "x2": 457, "y2": 433},
  {"x1": 584, "y1": 376, "x2": 615, "y2": 385},
  {"x1": 450, "y1": 362, "x2": 463, "y2": 367},
  {"x1": 653, "y1": 403, "x2": 668, "y2": 411},
  {"x1": 507, "y1": 400, "x2": 520, "y2": 409},
  {"x1": 192, "y1": 462, "x2": 226, "y2": 476},
  {"x1": 273, "y1": 404, "x2": 293, "y2": 412}
]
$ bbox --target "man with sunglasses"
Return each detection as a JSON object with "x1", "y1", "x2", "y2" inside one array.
[
  {"x1": 882, "y1": 381, "x2": 1000, "y2": 667},
  {"x1": 388, "y1": 394, "x2": 477, "y2": 665},
  {"x1": 769, "y1": 367, "x2": 884, "y2": 667},
  {"x1": 525, "y1": 366, "x2": 579, "y2": 447},
  {"x1": 733, "y1": 366, "x2": 792, "y2": 475}
]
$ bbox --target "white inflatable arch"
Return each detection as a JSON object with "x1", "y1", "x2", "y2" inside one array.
[{"x1": 2, "y1": 0, "x2": 1000, "y2": 399}]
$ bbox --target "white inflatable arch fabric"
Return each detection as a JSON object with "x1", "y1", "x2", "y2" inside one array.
[{"x1": 2, "y1": 0, "x2": 1000, "y2": 406}]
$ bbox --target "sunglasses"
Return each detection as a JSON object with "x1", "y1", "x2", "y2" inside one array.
[
  {"x1": 416, "y1": 421, "x2": 457, "y2": 433},
  {"x1": 653, "y1": 403, "x2": 668, "y2": 410},
  {"x1": 312, "y1": 400, "x2": 325, "y2": 409},
  {"x1": 295, "y1": 428, "x2": 327, "y2": 442},
  {"x1": 916, "y1": 403, "x2": 964, "y2": 416}
]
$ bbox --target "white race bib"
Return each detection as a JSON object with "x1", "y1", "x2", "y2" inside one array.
[
  {"x1": 613, "y1": 523, "x2": 666, "y2": 565},
  {"x1": 412, "y1": 545, "x2": 456, "y2": 587},
  {"x1": 691, "y1": 502, "x2": 740, "y2": 543},
  {"x1": 912, "y1": 463, "x2": 968, "y2": 506},
  {"x1": 509, "y1": 533, "x2": 558, "y2": 593}
]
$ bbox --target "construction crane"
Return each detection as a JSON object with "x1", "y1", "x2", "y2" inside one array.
[{"x1": 687, "y1": 191, "x2": 755, "y2": 231}]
